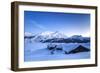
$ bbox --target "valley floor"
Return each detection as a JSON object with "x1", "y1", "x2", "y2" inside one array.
[{"x1": 24, "y1": 41, "x2": 90, "y2": 62}]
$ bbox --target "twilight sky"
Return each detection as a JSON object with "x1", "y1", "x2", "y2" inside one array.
[{"x1": 24, "y1": 11, "x2": 90, "y2": 37}]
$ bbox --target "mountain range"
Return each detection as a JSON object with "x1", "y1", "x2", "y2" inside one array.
[{"x1": 24, "y1": 31, "x2": 90, "y2": 43}]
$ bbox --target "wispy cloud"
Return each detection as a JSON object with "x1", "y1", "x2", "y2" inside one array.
[{"x1": 31, "y1": 20, "x2": 46, "y2": 30}]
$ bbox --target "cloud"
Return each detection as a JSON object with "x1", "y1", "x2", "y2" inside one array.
[
  {"x1": 31, "y1": 20, "x2": 46, "y2": 30},
  {"x1": 24, "y1": 32, "x2": 33, "y2": 36}
]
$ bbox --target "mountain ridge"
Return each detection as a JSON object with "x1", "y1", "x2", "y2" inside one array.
[{"x1": 24, "y1": 31, "x2": 90, "y2": 43}]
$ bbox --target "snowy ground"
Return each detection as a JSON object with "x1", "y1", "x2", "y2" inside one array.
[{"x1": 24, "y1": 40, "x2": 90, "y2": 62}]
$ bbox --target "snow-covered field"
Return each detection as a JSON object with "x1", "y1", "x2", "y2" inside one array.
[{"x1": 24, "y1": 40, "x2": 90, "y2": 62}]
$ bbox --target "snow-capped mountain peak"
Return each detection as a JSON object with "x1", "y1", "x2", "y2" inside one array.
[
  {"x1": 32, "y1": 31, "x2": 67, "y2": 42},
  {"x1": 51, "y1": 31, "x2": 67, "y2": 38},
  {"x1": 39, "y1": 31, "x2": 67, "y2": 39},
  {"x1": 40, "y1": 31, "x2": 54, "y2": 36}
]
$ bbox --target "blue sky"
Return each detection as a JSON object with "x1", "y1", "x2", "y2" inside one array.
[{"x1": 24, "y1": 11, "x2": 90, "y2": 36}]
